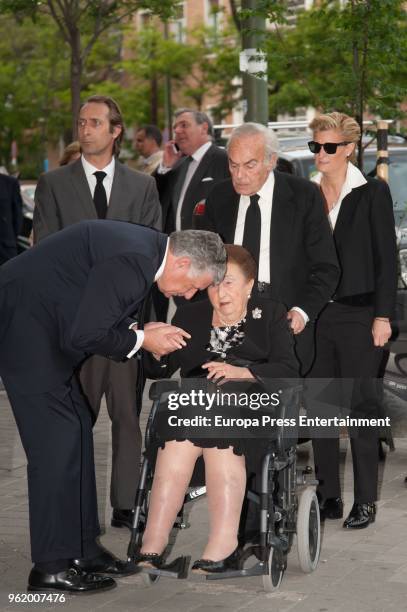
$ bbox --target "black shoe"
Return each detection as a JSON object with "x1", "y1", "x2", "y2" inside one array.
[
  {"x1": 133, "y1": 551, "x2": 163, "y2": 569},
  {"x1": 191, "y1": 548, "x2": 241, "y2": 574},
  {"x1": 72, "y1": 550, "x2": 137, "y2": 576},
  {"x1": 28, "y1": 566, "x2": 116, "y2": 593},
  {"x1": 318, "y1": 496, "x2": 344, "y2": 520},
  {"x1": 111, "y1": 508, "x2": 136, "y2": 530},
  {"x1": 343, "y1": 502, "x2": 376, "y2": 529}
]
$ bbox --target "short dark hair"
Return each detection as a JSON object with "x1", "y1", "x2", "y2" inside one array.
[
  {"x1": 174, "y1": 108, "x2": 214, "y2": 138},
  {"x1": 80, "y1": 95, "x2": 124, "y2": 157},
  {"x1": 224, "y1": 244, "x2": 257, "y2": 281},
  {"x1": 138, "y1": 124, "x2": 162, "y2": 147}
]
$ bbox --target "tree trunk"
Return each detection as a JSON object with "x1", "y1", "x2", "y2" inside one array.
[
  {"x1": 70, "y1": 27, "x2": 82, "y2": 140},
  {"x1": 150, "y1": 74, "x2": 158, "y2": 124}
]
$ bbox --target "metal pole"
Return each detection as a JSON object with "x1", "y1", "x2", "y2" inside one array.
[
  {"x1": 240, "y1": 0, "x2": 268, "y2": 125},
  {"x1": 376, "y1": 120, "x2": 389, "y2": 183}
]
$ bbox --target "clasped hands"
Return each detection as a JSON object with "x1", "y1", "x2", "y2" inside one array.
[{"x1": 143, "y1": 322, "x2": 190, "y2": 357}]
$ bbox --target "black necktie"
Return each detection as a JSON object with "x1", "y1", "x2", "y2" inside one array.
[
  {"x1": 93, "y1": 171, "x2": 107, "y2": 219},
  {"x1": 242, "y1": 194, "x2": 261, "y2": 264}
]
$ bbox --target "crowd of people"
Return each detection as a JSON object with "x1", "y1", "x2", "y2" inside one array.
[{"x1": 0, "y1": 96, "x2": 398, "y2": 593}]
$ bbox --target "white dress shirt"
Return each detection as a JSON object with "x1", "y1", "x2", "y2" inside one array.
[
  {"x1": 81, "y1": 155, "x2": 115, "y2": 203},
  {"x1": 127, "y1": 239, "x2": 169, "y2": 358},
  {"x1": 312, "y1": 162, "x2": 367, "y2": 230}
]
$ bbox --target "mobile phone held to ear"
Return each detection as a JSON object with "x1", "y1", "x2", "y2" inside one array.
[{"x1": 172, "y1": 142, "x2": 180, "y2": 153}]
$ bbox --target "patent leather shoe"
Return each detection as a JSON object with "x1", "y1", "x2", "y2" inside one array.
[
  {"x1": 191, "y1": 548, "x2": 241, "y2": 574},
  {"x1": 133, "y1": 551, "x2": 163, "y2": 569},
  {"x1": 28, "y1": 566, "x2": 116, "y2": 593},
  {"x1": 343, "y1": 502, "x2": 376, "y2": 529},
  {"x1": 72, "y1": 550, "x2": 137, "y2": 576},
  {"x1": 318, "y1": 495, "x2": 343, "y2": 520}
]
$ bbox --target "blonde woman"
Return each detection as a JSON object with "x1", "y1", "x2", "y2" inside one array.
[{"x1": 307, "y1": 112, "x2": 397, "y2": 528}]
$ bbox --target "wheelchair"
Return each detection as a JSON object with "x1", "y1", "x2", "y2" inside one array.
[{"x1": 127, "y1": 379, "x2": 321, "y2": 592}]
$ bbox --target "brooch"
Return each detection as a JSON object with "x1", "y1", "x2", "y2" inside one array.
[{"x1": 252, "y1": 308, "x2": 262, "y2": 319}]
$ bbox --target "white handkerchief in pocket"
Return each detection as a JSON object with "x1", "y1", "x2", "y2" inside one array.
[{"x1": 201, "y1": 177, "x2": 214, "y2": 182}]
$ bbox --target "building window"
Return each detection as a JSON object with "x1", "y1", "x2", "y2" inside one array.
[{"x1": 169, "y1": 2, "x2": 186, "y2": 43}]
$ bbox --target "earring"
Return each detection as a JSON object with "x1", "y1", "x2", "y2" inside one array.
[{"x1": 248, "y1": 293, "x2": 251, "y2": 298}]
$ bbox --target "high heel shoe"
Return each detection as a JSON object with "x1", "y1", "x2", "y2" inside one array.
[
  {"x1": 191, "y1": 547, "x2": 241, "y2": 574},
  {"x1": 133, "y1": 551, "x2": 163, "y2": 569}
]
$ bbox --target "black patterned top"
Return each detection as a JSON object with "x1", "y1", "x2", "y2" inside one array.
[{"x1": 206, "y1": 318, "x2": 246, "y2": 359}]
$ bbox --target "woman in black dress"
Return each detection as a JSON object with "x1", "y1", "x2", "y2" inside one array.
[{"x1": 136, "y1": 245, "x2": 298, "y2": 573}]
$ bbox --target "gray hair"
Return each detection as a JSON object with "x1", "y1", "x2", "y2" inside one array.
[
  {"x1": 174, "y1": 108, "x2": 214, "y2": 138},
  {"x1": 169, "y1": 230, "x2": 226, "y2": 284},
  {"x1": 227, "y1": 122, "x2": 279, "y2": 163}
]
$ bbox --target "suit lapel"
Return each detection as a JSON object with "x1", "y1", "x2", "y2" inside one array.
[
  {"x1": 228, "y1": 299, "x2": 267, "y2": 360},
  {"x1": 70, "y1": 160, "x2": 98, "y2": 218},
  {"x1": 333, "y1": 185, "x2": 362, "y2": 242},
  {"x1": 184, "y1": 145, "x2": 214, "y2": 205},
  {"x1": 269, "y1": 171, "x2": 296, "y2": 285},
  {"x1": 221, "y1": 186, "x2": 240, "y2": 243},
  {"x1": 108, "y1": 161, "x2": 130, "y2": 217}
]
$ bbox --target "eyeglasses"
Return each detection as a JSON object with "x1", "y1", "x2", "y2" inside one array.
[{"x1": 308, "y1": 141, "x2": 351, "y2": 154}]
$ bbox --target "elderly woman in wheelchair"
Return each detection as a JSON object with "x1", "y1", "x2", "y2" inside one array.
[{"x1": 135, "y1": 245, "x2": 299, "y2": 575}]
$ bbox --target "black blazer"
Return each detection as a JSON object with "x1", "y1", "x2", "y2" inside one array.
[
  {"x1": 201, "y1": 171, "x2": 340, "y2": 321},
  {"x1": 153, "y1": 144, "x2": 230, "y2": 233},
  {"x1": 331, "y1": 177, "x2": 397, "y2": 317},
  {"x1": 0, "y1": 174, "x2": 23, "y2": 264},
  {"x1": 0, "y1": 220, "x2": 167, "y2": 393},
  {"x1": 144, "y1": 297, "x2": 299, "y2": 386}
]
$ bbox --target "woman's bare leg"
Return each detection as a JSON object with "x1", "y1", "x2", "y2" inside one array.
[
  {"x1": 201, "y1": 447, "x2": 246, "y2": 560},
  {"x1": 141, "y1": 440, "x2": 202, "y2": 554}
]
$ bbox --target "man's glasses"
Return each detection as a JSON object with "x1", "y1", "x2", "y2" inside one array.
[{"x1": 308, "y1": 141, "x2": 351, "y2": 154}]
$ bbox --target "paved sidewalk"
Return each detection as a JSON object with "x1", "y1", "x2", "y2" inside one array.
[{"x1": 1, "y1": 386, "x2": 407, "y2": 612}]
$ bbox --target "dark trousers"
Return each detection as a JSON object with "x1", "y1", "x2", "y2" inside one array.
[
  {"x1": 80, "y1": 355, "x2": 141, "y2": 509},
  {"x1": 5, "y1": 377, "x2": 100, "y2": 563},
  {"x1": 308, "y1": 303, "x2": 383, "y2": 503}
]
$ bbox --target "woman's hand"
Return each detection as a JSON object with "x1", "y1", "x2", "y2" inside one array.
[
  {"x1": 202, "y1": 361, "x2": 255, "y2": 381},
  {"x1": 372, "y1": 318, "x2": 392, "y2": 347}
]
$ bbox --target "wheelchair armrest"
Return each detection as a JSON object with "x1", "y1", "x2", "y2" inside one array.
[{"x1": 149, "y1": 379, "x2": 180, "y2": 401}]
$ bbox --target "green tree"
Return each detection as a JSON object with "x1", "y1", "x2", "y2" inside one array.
[
  {"x1": 261, "y1": 0, "x2": 407, "y2": 165},
  {"x1": 0, "y1": 1, "x2": 180, "y2": 136}
]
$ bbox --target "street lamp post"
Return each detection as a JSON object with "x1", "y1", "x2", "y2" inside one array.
[{"x1": 240, "y1": 0, "x2": 268, "y2": 125}]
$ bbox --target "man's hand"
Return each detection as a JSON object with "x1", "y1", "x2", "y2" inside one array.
[
  {"x1": 287, "y1": 309, "x2": 306, "y2": 334},
  {"x1": 142, "y1": 322, "x2": 191, "y2": 357},
  {"x1": 162, "y1": 140, "x2": 182, "y2": 169},
  {"x1": 372, "y1": 318, "x2": 392, "y2": 347}
]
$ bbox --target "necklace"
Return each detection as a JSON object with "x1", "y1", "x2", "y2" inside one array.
[{"x1": 216, "y1": 307, "x2": 247, "y2": 328}]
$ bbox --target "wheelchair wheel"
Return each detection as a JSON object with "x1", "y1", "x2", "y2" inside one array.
[
  {"x1": 296, "y1": 487, "x2": 321, "y2": 573},
  {"x1": 262, "y1": 546, "x2": 284, "y2": 592}
]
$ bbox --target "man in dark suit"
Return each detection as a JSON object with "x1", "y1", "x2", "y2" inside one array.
[
  {"x1": 154, "y1": 108, "x2": 230, "y2": 234},
  {"x1": 202, "y1": 122, "x2": 340, "y2": 375},
  {"x1": 33, "y1": 95, "x2": 161, "y2": 531},
  {"x1": 0, "y1": 221, "x2": 225, "y2": 592},
  {"x1": 152, "y1": 108, "x2": 229, "y2": 321},
  {"x1": 0, "y1": 173, "x2": 23, "y2": 265}
]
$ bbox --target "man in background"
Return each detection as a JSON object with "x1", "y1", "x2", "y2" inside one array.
[
  {"x1": 134, "y1": 124, "x2": 163, "y2": 174},
  {"x1": 33, "y1": 94, "x2": 161, "y2": 531}
]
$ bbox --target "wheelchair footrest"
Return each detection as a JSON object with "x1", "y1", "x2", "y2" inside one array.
[
  {"x1": 205, "y1": 562, "x2": 265, "y2": 580},
  {"x1": 139, "y1": 555, "x2": 191, "y2": 579}
]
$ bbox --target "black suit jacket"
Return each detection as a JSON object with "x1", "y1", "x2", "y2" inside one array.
[
  {"x1": 331, "y1": 177, "x2": 397, "y2": 317},
  {"x1": 0, "y1": 174, "x2": 23, "y2": 264},
  {"x1": 144, "y1": 297, "x2": 299, "y2": 385},
  {"x1": 153, "y1": 144, "x2": 230, "y2": 233},
  {"x1": 202, "y1": 171, "x2": 340, "y2": 321},
  {"x1": 0, "y1": 220, "x2": 167, "y2": 393}
]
